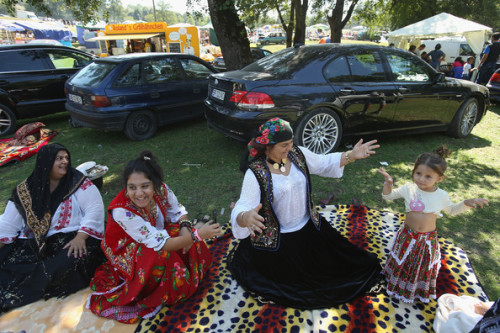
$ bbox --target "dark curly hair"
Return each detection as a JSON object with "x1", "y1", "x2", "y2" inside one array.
[
  {"x1": 412, "y1": 145, "x2": 452, "y2": 177},
  {"x1": 123, "y1": 150, "x2": 164, "y2": 193}
]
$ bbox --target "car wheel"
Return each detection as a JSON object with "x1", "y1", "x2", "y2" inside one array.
[
  {"x1": 0, "y1": 103, "x2": 16, "y2": 136},
  {"x1": 448, "y1": 97, "x2": 478, "y2": 138},
  {"x1": 295, "y1": 108, "x2": 343, "y2": 154},
  {"x1": 124, "y1": 110, "x2": 158, "y2": 141}
]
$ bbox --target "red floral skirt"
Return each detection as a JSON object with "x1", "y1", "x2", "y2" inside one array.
[
  {"x1": 87, "y1": 239, "x2": 211, "y2": 324},
  {"x1": 383, "y1": 224, "x2": 440, "y2": 303}
]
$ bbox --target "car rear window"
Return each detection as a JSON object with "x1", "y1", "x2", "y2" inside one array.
[
  {"x1": 70, "y1": 61, "x2": 116, "y2": 87},
  {"x1": 243, "y1": 47, "x2": 331, "y2": 78},
  {"x1": 0, "y1": 50, "x2": 47, "y2": 72}
]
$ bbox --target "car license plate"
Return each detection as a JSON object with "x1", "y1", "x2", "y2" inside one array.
[
  {"x1": 68, "y1": 93, "x2": 83, "y2": 104},
  {"x1": 212, "y1": 88, "x2": 225, "y2": 101}
]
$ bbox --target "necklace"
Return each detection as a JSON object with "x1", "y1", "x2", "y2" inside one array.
[{"x1": 267, "y1": 157, "x2": 287, "y2": 173}]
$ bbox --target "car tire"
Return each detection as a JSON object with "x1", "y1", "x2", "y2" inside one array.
[
  {"x1": 295, "y1": 108, "x2": 343, "y2": 154},
  {"x1": 124, "y1": 110, "x2": 158, "y2": 141},
  {"x1": 0, "y1": 103, "x2": 16, "y2": 136},
  {"x1": 448, "y1": 97, "x2": 479, "y2": 138}
]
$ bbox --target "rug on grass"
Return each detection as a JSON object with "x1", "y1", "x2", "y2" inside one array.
[
  {"x1": 0, "y1": 288, "x2": 138, "y2": 333},
  {"x1": 0, "y1": 122, "x2": 57, "y2": 167},
  {"x1": 137, "y1": 204, "x2": 489, "y2": 333}
]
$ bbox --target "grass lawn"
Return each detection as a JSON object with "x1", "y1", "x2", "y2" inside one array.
[{"x1": 1, "y1": 103, "x2": 498, "y2": 301}]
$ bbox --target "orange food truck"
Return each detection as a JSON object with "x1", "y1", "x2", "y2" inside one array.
[{"x1": 88, "y1": 22, "x2": 200, "y2": 57}]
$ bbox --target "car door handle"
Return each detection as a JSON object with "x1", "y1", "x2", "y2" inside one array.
[
  {"x1": 150, "y1": 92, "x2": 160, "y2": 98},
  {"x1": 59, "y1": 75, "x2": 70, "y2": 80},
  {"x1": 193, "y1": 88, "x2": 200, "y2": 94},
  {"x1": 398, "y1": 87, "x2": 408, "y2": 93},
  {"x1": 0, "y1": 80, "x2": 9, "y2": 86},
  {"x1": 340, "y1": 88, "x2": 355, "y2": 95}
]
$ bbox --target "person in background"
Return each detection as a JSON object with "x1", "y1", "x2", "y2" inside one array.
[
  {"x1": 415, "y1": 44, "x2": 426, "y2": 57},
  {"x1": 409, "y1": 45, "x2": 417, "y2": 54},
  {"x1": 475, "y1": 32, "x2": 500, "y2": 85},
  {"x1": 428, "y1": 44, "x2": 446, "y2": 71},
  {"x1": 0, "y1": 143, "x2": 105, "y2": 312},
  {"x1": 462, "y1": 56, "x2": 475, "y2": 80},
  {"x1": 421, "y1": 51, "x2": 431, "y2": 63}
]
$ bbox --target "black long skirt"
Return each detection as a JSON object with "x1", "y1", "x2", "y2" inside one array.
[
  {"x1": 228, "y1": 218, "x2": 383, "y2": 309},
  {"x1": 0, "y1": 231, "x2": 104, "y2": 312}
]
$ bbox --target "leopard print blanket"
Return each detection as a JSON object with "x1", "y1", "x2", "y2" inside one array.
[{"x1": 136, "y1": 205, "x2": 488, "y2": 332}]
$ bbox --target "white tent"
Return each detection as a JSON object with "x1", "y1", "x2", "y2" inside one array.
[{"x1": 387, "y1": 13, "x2": 492, "y2": 56}]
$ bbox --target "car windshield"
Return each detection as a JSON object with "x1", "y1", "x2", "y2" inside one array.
[
  {"x1": 70, "y1": 61, "x2": 116, "y2": 87},
  {"x1": 242, "y1": 46, "x2": 330, "y2": 78}
]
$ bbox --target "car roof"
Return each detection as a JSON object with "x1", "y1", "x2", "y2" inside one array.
[
  {"x1": 0, "y1": 44, "x2": 75, "y2": 51},
  {"x1": 94, "y1": 52, "x2": 206, "y2": 63}
]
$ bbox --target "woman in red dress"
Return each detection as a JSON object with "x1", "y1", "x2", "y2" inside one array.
[{"x1": 87, "y1": 150, "x2": 221, "y2": 323}]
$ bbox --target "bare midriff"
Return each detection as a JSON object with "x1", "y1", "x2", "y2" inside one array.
[{"x1": 405, "y1": 211, "x2": 437, "y2": 233}]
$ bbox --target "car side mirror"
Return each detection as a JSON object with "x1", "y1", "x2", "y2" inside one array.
[{"x1": 434, "y1": 72, "x2": 445, "y2": 83}]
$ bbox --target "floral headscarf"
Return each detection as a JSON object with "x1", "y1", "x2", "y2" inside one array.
[{"x1": 247, "y1": 117, "x2": 293, "y2": 161}]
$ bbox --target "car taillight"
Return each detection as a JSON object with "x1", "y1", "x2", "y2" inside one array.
[
  {"x1": 229, "y1": 91, "x2": 274, "y2": 109},
  {"x1": 489, "y1": 72, "x2": 500, "y2": 83},
  {"x1": 90, "y1": 95, "x2": 111, "y2": 107}
]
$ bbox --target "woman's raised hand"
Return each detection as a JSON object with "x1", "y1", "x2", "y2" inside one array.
[
  {"x1": 350, "y1": 139, "x2": 379, "y2": 160},
  {"x1": 198, "y1": 220, "x2": 222, "y2": 240},
  {"x1": 239, "y1": 203, "x2": 266, "y2": 237}
]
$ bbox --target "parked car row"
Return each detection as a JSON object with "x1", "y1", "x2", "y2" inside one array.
[{"x1": 0, "y1": 43, "x2": 493, "y2": 154}]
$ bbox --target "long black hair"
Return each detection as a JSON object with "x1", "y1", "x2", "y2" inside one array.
[{"x1": 123, "y1": 150, "x2": 164, "y2": 193}]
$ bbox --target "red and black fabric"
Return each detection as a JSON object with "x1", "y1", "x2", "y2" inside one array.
[{"x1": 87, "y1": 185, "x2": 212, "y2": 324}]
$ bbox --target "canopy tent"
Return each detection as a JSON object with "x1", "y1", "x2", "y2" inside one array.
[
  {"x1": 14, "y1": 21, "x2": 72, "y2": 42},
  {"x1": 387, "y1": 13, "x2": 492, "y2": 56},
  {"x1": 0, "y1": 20, "x2": 25, "y2": 32}
]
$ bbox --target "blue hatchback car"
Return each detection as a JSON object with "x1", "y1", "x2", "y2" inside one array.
[{"x1": 65, "y1": 53, "x2": 217, "y2": 140}]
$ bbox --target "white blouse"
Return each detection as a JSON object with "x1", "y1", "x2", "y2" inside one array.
[
  {"x1": 0, "y1": 179, "x2": 105, "y2": 244},
  {"x1": 231, "y1": 146, "x2": 344, "y2": 239},
  {"x1": 111, "y1": 186, "x2": 188, "y2": 251}
]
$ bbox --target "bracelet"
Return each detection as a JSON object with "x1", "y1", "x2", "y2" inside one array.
[
  {"x1": 179, "y1": 219, "x2": 193, "y2": 229},
  {"x1": 191, "y1": 230, "x2": 199, "y2": 243},
  {"x1": 345, "y1": 150, "x2": 353, "y2": 164},
  {"x1": 194, "y1": 229, "x2": 202, "y2": 242}
]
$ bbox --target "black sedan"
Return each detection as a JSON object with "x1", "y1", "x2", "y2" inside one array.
[
  {"x1": 204, "y1": 44, "x2": 490, "y2": 154},
  {"x1": 66, "y1": 53, "x2": 217, "y2": 140},
  {"x1": 486, "y1": 68, "x2": 500, "y2": 104}
]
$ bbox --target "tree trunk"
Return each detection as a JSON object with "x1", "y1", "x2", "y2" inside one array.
[
  {"x1": 327, "y1": 0, "x2": 359, "y2": 43},
  {"x1": 275, "y1": 0, "x2": 295, "y2": 48},
  {"x1": 207, "y1": 0, "x2": 253, "y2": 71},
  {"x1": 293, "y1": 0, "x2": 308, "y2": 45}
]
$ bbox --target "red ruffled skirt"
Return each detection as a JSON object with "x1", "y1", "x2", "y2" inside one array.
[
  {"x1": 87, "y1": 239, "x2": 211, "y2": 324},
  {"x1": 383, "y1": 224, "x2": 440, "y2": 303}
]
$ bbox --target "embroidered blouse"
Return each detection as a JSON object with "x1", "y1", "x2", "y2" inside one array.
[
  {"x1": 0, "y1": 179, "x2": 104, "y2": 244},
  {"x1": 231, "y1": 146, "x2": 344, "y2": 239},
  {"x1": 382, "y1": 182, "x2": 469, "y2": 217},
  {"x1": 111, "y1": 186, "x2": 187, "y2": 251}
]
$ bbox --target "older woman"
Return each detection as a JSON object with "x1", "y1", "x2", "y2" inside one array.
[
  {"x1": 0, "y1": 143, "x2": 105, "y2": 312},
  {"x1": 229, "y1": 117, "x2": 383, "y2": 309},
  {"x1": 87, "y1": 150, "x2": 222, "y2": 324}
]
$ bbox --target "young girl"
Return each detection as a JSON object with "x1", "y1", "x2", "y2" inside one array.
[{"x1": 377, "y1": 146, "x2": 489, "y2": 303}]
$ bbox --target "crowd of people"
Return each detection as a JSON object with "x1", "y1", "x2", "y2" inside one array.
[
  {"x1": 0, "y1": 117, "x2": 496, "y2": 328},
  {"x1": 398, "y1": 32, "x2": 500, "y2": 84}
]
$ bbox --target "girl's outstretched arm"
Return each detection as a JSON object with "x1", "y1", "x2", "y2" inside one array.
[{"x1": 377, "y1": 167, "x2": 394, "y2": 195}]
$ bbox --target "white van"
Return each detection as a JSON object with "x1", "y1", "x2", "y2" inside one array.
[{"x1": 420, "y1": 37, "x2": 476, "y2": 65}]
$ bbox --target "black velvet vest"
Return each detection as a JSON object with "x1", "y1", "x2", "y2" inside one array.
[{"x1": 248, "y1": 145, "x2": 321, "y2": 251}]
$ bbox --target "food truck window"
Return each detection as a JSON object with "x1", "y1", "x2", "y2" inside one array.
[
  {"x1": 168, "y1": 42, "x2": 181, "y2": 53},
  {"x1": 99, "y1": 40, "x2": 108, "y2": 54}
]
